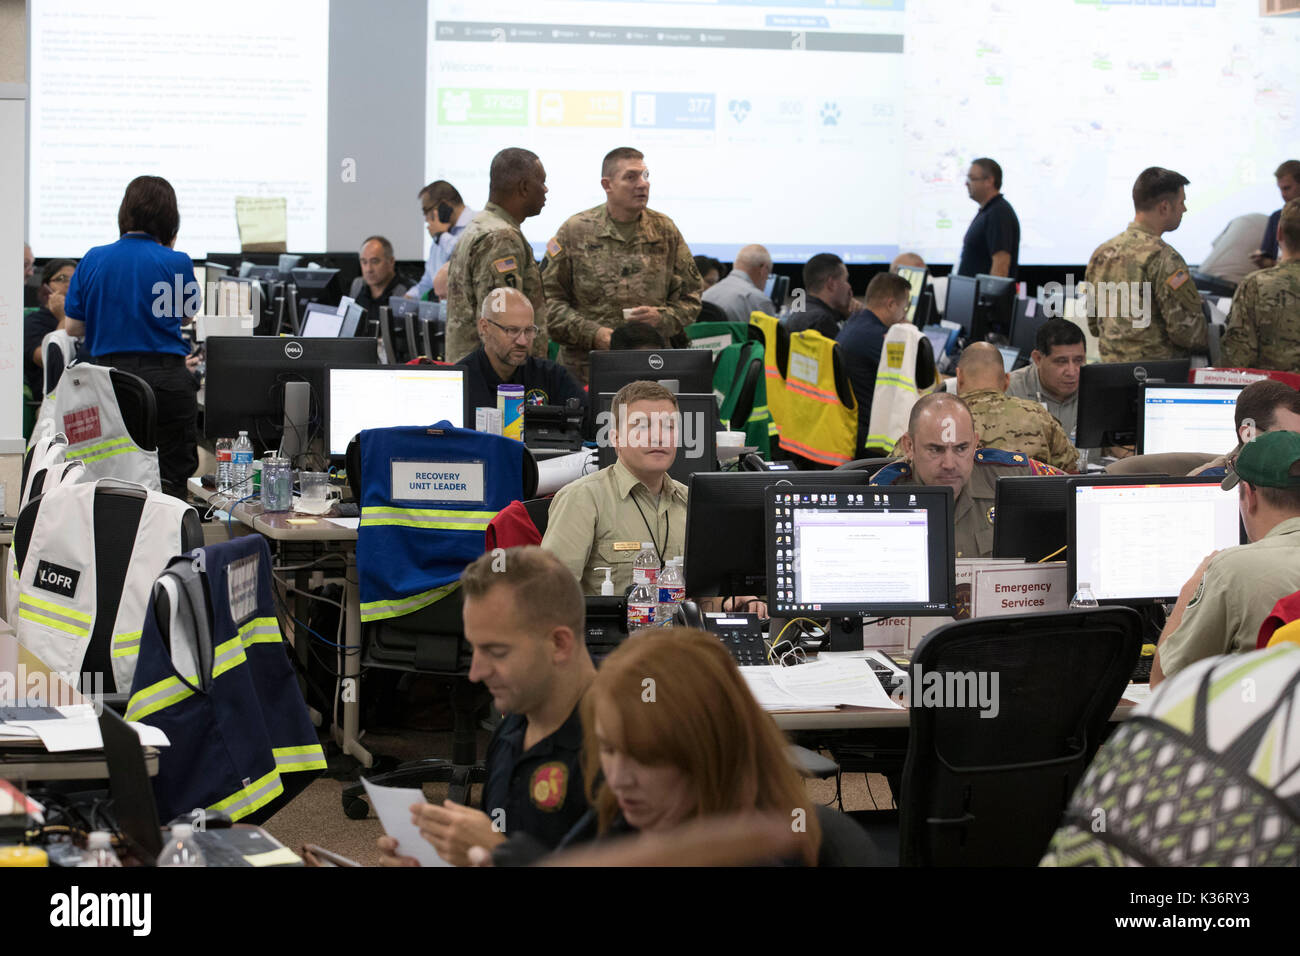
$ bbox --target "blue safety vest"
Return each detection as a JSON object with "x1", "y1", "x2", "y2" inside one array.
[
  {"x1": 126, "y1": 535, "x2": 325, "y2": 824},
  {"x1": 357, "y1": 422, "x2": 525, "y2": 622}
]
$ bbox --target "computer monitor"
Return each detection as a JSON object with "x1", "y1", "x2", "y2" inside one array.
[
  {"x1": 325, "y1": 366, "x2": 467, "y2": 457},
  {"x1": 1067, "y1": 476, "x2": 1245, "y2": 605},
  {"x1": 340, "y1": 301, "x2": 365, "y2": 337},
  {"x1": 278, "y1": 254, "x2": 302, "y2": 276},
  {"x1": 998, "y1": 345, "x2": 1022, "y2": 373},
  {"x1": 301, "y1": 302, "x2": 344, "y2": 338},
  {"x1": 588, "y1": 348, "x2": 713, "y2": 398},
  {"x1": 204, "y1": 336, "x2": 380, "y2": 453},
  {"x1": 993, "y1": 473, "x2": 1163, "y2": 563},
  {"x1": 685, "y1": 471, "x2": 874, "y2": 597},
  {"x1": 1010, "y1": 300, "x2": 1048, "y2": 356},
  {"x1": 911, "y1": 287, "x2": 936, "y2": 328},
  {"x1": 975, "y1": 273, "x2": 1017, "y2": 338},
  {"x1": 214, "y1": 276, "x2": 259, "y2": 318},
  {"x1": 1137, "y1": 383, "x2": 1243, "y2": 456},
  {"x1": 766, "y1": 483, "x2": 956, "y2": 618},
  {"x1": 923, "y1": 326, "x2": 959, "y2": 361},
  {"x1": 245, "y1": 264, "x2": 281, "y2": 283},
  {"x1": 290, "y1": 267, "x2": 342, "y2": 309},
  {"x1": 944, "y1": 275, "x2": 979, "y2": 341},
  {"x1": 1075, "y1": 360, "x2": 1191, "y2": 448},
  {"x1": 593, "y1": 391, "x2": 718, "y2": 487},
  {"x1": 764, "y1": 273, "x2": 790, "y2": 308},
  {"x1": 897, "y1": 264, "x2": 928, "y2": 325}
]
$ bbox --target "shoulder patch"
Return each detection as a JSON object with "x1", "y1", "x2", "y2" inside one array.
[
  {"x1": 546, "y1": 237, "x2": 562, "y2": 257},
  {"x1": 1167, "y1": 269, "x2": 1190, "y2": 290},
  {"x1": 974, "y1": 447, "x2": 1021, "y2": 466},
  {"x1": 1186, "y1": 576, "x2": 1205, "y2": 610},
  {"x1": 870, "y1": 461, "x2": 912, "y2": 485},
  {"x1": 493, "y1": 256, "x2": 518, "y2": 274}
]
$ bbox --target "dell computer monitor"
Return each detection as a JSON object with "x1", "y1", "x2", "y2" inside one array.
[
  {"x1": 975, "y1": 273, "x2": 1017, "y2": 338},
  {"x1": 685, "y1": 471, "x2": 875, "y2": 597},
  {"x1": 992, "y1": 473, "x2": 1162, "y2": 563},
  {"x1": 1137, "y1": 383, "x2": 1242, "y2": 456},
  {"x1": 944, "y1": 275, "x2": 979, "y2": 342},
  {"x1": 1067, "y1": 476, "x2": 1245, "y2": 605},
  {"x1": 593, "y1": 391, "x2": 718, "y2": 487},
  {"x1": 766, "y1": 484, "x2": 956, "y2": 618},
  {"x1": 897, "y1": 264, "x2": 928, "y2": 325},
  {"x1": 589, "y1": 348, "x2": 713, "y2": 399},
  {"x1": 326, "y1": 366, "x2": 467, "y2": 457},
  {"x1": 1075, "y1": 359, "x2": 1191, "y2": 448},
  {"x1": 204, "y1": 336, "x2": 379, "y2": 453}
]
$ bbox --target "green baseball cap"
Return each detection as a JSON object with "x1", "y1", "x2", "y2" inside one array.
[{"x1": 1222, "y1": 430, "x2": 1300, "y2": 490}]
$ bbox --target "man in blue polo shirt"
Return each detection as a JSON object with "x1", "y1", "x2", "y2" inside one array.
[
  {"x1": 957, "y1": 157, "x2": 1020, "y2": 279},
  {"x1": 837, "y1": 271, "x2": 912, "y2": 457},
  {"x1": 63, "y1": 175, "x2": 199, "y2": 497},
  {"x1": 460, "y1": 287, "x2": 585, "y2": 414}
]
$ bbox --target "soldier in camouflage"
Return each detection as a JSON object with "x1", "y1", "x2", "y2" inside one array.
[
  {"x1": 541, "y1": 146, "x2": 702, "y2": 384},
  {"x1": 445, "y1": 148, "x2": 550, "y2": 363},
  {"x1": 1085, "y1": 167, "x2": 1208, "y2": 362},
  {"x1": 871, "y1": 392, "x2": 1064, "y2": 559},
  {"x1": 1222, "y1": 198, "x2": 1300, "y2": 371},
  {"x1": 957, "y1": 342, "x2": 1079, "y2": 473}
]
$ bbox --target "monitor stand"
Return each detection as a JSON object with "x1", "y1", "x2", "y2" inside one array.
[
  {"x1": 279, "y1": 380, "x2": 311, "y2": 461},
  {"x1": 828, "y1": 617, "x2": 864, "y2": 652}
]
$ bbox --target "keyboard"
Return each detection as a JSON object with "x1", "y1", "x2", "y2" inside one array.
[
  {"x1": 866, "y1": 659, "x2": 906, "y2": 694},
  {"x1": 0, "y1": 705, "x2": 62, "y2": 722}
]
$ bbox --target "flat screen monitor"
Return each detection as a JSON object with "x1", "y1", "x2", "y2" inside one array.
[
  {"x1": 278, "y1": 254, "x2": 302, "y2": 276},
  {"x1": 1137, "y1": 383, "x2": 1242, "y2": 456},
  {"x1": 1075, "y1": 359, "x2": 1191, "y2": 448},
  {"x1": 975, "y1": 273, "x2": 1017, "y2": 338},
  {"x1": 340, "y1": 301, "x2": 365, "y2": 337},
  {"x1": 944, "y1": 275, "x2": 978, "y2": 341},
  {"x1": 588, "y1": 348, "x2": 714, "y2": 399},
  {"x1": 993, "y1": 473, "x2": 1162, "y2": 563},
  {"x1": 203, "y1": 336, "x2": 379, "y2": 452},
  {"x1": 766, "y1": 484, "x2": 956, "y2": 617},
  {"x1": 325, "y1": 366, "x2": 467, "y2": 457},
  {"x1": 923, "y1": 326, "x2": 959, "y2": 360},
  {"x1": 290, "y1": 268, "x2": 343, "y2": 309},
  {"x1": 911, "y1": 287, "x2": 936, "y2": 328},
  {"x1": 245, "y1": 264, "x2": 280, "y2": 282},
  {"x1": 1010, "y1": 300, "x2": 1048, "y2": 355},
  {"x1": 301, "y1": 302, "x2": 344, "y2": 338},
  {"x1": 1067, "y1": 476, "x2": 1245, "y2": 605},
  {"x1": 998, "y1": 345, "x2": 1022, "y2": 373},
  {"x1": 593, "y1": 391, "x2": 718, "y2": 487},
  {"x1": 897, "y1": 264, "x2": 928, "y2": 325},
  {"x1": 685, "y1": 471, "x2": 874, "y2": 597},
  {"x1": 764, "y1": 273, "x2": 790, "y2": 308}
]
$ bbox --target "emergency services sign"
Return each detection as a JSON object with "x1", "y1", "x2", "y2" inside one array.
[{"x1": 390, "y1": 461, "x2": 485, "y2": 504}]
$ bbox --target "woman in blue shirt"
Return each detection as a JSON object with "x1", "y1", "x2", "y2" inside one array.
[{"x1": 64, "y1": 176, "x2": 200, "y2": 497}]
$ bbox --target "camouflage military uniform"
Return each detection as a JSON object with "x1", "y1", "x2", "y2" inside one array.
[
  {"x1": 963, "y1": 388, "x2": 1079, "y2": 473},
  {"x1": 871, "y1": 448, "x2": 1064, "y2": 559},
  {"x1": 541, "y1": 203, "x2": 702, "y2": 384},
  {"x1": 444, "y1": 202, "x2": 548, "y2": 363},
  {"x1": 1085, "y1": 221, "x2": 1207, "y2": 362},
  {"x1": 1220, "y1": 261, "x2": 1300, "y2": 371}
]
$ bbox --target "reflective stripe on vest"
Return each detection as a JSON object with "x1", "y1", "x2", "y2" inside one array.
[
  {"x1": 360, "y1": 580, "x2": 461, "y2": 624},
  {"x1": 209, "y1": 768, "x2": 284, "y2": 822},
  {"x1": 359, "y1": 506, "x2": 499, "y2": 532},
  {"x1": 238, "y1": 616, "x2": 281, "y2": 646},
  {"x1": 127, "y1": 675, "x2": 196, "y2": 722},
  {"x1": 18, "y1": 594, "x2": 91, "y2": 638},
  {"x1": 111, "y1": 630, "x2": 142, "y2": 659},
  {"x1": 777, "y1": 331, "x2": 856, "y2": 466},
  {"x1": 211, "y1": 636, "x2": 247, "y2": 680},
  {"x1": 273, "y1": 744, "x2": 328, "y2": 774},
  {"x1": 77, "y1": 436, "x2": 139, "y2": 465}
]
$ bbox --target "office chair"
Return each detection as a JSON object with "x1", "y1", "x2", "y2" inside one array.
[
  {"x1": 42, "y1": 330, "x2": 78, "y2": 398},
  {"x1": 833, "y1": 457, "x2": 896, "y2": 477},
  {"x1": 896, "y1": 607, "x2": 1141, "y2": 866},
  {"x1": 340, "y1": 435, "x2": 539, "y2": 819},
  {"x1": 109, "y1": 368, "x2": 159, "y2": 454},
  {"x1": 522, "y1": 497, "x2": 551, "y2": 538},
  {"x1": 697, "y1": 300, "x2": 730, "y2": 325},
  {"x1": 1104, "y1": 452, "x2": 1213, "y2": 477},
  {"x1": 727, "y1": 349, "x2": 764, "y2": 432},
  {"x1": 13, "y1": 482, "x2": 203, "y2": 708}
]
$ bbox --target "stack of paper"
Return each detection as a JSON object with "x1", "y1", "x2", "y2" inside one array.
[{"x1": 742, "y1": 658, "x2": 902, "y2": 712}]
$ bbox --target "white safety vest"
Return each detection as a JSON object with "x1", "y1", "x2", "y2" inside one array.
[
  {"x1": 14, "y1": 479, "x2": 192, "y2": 693},
  {"x1": 32, "y1": 363, "x2": 160, "y2": 491},
  {"x1": 866, "y1": 324, "x2": 936, "y2": 454},
  {"x1": 39, "y1": 329, "x2": 79, "y2": 400}
]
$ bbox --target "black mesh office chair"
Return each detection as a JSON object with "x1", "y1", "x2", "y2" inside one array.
[
  {"x1": 698, "y1": 300, "x2": 730, "y2": 324},
  {"x1": 340, "y1": 440, "x2": 539, "y2": 818},
  {"x1": 109, "y1": 368, "x2": 159, "y2": 454},
  {"x1": 896, "y1": 607, "x2": 1142, "y2": 866},
  {"x1": 728, "y1": 349, "x2": 764, "y2": 432},
  {"x1": 42, "y1": 332, "x2": 78, "y2": 398},
  {"x1": 14, "y1": 484, "x2": 203, "y2": 707}
]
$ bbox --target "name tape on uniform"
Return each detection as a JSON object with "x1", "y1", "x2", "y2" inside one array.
[
  {"x1": 34, "y1": 559, "x2": 81, "y2": 599},
  {"x1": 391, "y1": 461, "x2": 485, "y2": 504},
  {"x1": 227, "y1": 553, "x2": 260, "y2": 624}
]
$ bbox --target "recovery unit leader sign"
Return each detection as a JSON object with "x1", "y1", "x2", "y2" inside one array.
[{"x1": 391, "y1": 461, "x2": 485, "y2": 504}]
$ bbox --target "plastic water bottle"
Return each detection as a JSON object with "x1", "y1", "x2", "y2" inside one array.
[
  {"x1": 627, "y1": 581, "x2": 658, "y2": 633},
  {"x1": 632, "y1": 543, "x2": 659, "y2": 589},
  {"x1": 216, "y1": 437, "x2": 233, "y2": 491},
  {"x1": 657, "y1": 557, "x2": 686, "y2": 610},
  {"x1": 230, "y1": 431, "x2": 254, "y2": 494},
  {"x1": 78, "y1": 831, "x2": 121, "y2": 867},
  {"x1": 157, "y1": 823, "x2": 206, "y2": 867},
  {"x1": 1070, "y1": 583, "x2": 1099, "y2": 609},
  {"x1": 656, "y1": 601, "x2": 677, "y2": 628}
]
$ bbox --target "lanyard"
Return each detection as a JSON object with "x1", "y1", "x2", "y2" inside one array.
[{"x1": 631, "y1": 492, "x2": 668, "y2": 570}]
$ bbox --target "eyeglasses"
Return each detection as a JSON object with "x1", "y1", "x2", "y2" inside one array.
[
  {"x1": 485, "y1": 318, "x2": 540, "y2": 340},
  {"x1": 47, "y1": 275, "x2": 71, "y2": 285}
]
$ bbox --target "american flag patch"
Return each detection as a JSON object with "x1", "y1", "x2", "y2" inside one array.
[
  {"x1": 546, "y1": 237, "x2": 562, "y2": 257},
  {"x1": 1167, "y1": 269, "x2": 1190, "y2": 290},
  {"x1": 493, "y1": 257, "x2": 517, "y2": 273}
]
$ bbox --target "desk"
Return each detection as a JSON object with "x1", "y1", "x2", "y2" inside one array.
[
  {"x1": 187, "y1": 478, "x2": 372, "y2": 768},
  {"x1": 0, "y1": 633, "x2": 160, "y2": 782}
]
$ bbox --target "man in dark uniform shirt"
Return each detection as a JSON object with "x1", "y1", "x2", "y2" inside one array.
[
  {"x1": 956, "y1": 157, "x2": 1020, "y2": 279},
  {"x1": 837, "y1": 271, "x2": 912, "y2": 457},
  {"x1": 786, "y1": 252, "x2": 853, "y2": 339},
  {"x1": 460, "y1": 287, "x2": 586, "y2": 413},
  {"x1": 348, "y1": 235, "x2": 409, "y2": 329},
  {"x1": 377, "y1": 546, "x2": 595, "y2": 866}
]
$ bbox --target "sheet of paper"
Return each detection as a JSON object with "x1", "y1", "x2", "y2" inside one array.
[
  {"x1": 361, "y1": 778, "x2": 450, "y2": 868},
  {"x1": 771, "y1": 658, "x2": 902, "y2": 710},
  {"x1": 324, "y1": 517, "x2": 360, "y2": 530},
  {"x1": 8, "y1": 717, "x2": 102, "y2": 752},
  {"x1": 741, "y1": 666, "x2": 839, "y2": 712},
  {"x1": 234, "y1": 195, "x2": 287, "y2": 247},
  {"x1": 244, "y1": 846, "x2": 302, "y2": 867},
  {"x1": 1122, "y1": 684, "x2": 1154, "y2": 706}
]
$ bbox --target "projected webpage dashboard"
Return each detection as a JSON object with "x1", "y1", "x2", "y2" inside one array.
[
  {"x1": 1070, "y1": 480, "x2": 1244, "y2": 604},
  {"x1": 767, "y1": 486, "x2": 954, "y2": 617},
  {"x1": 1139, "y1": 385, "x2": 1242, "y2": 456},
  {"x1": 327, "y1": 367, "x2": 466, "y2": 456}
]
